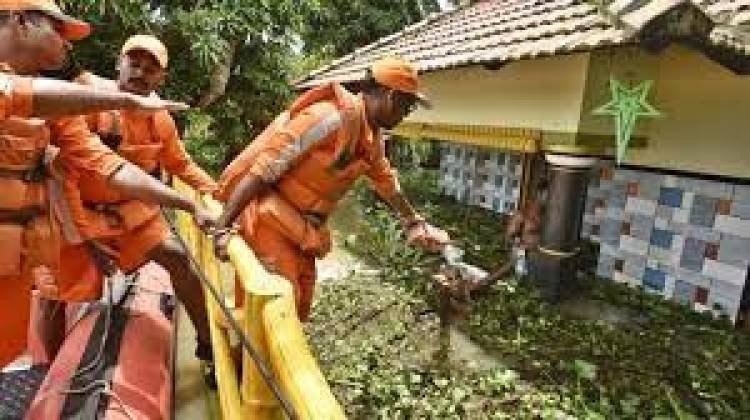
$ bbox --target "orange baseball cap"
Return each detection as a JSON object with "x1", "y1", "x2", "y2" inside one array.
[
  {"x1": 121, "y1": 34, "x2": 169, "y2": 69},
  {"x1": 0, "y1": 0, "x2": 91, "y2": 40},
  {"x1": 370, "y1": 57, "x2": 431, "y2": 108}
]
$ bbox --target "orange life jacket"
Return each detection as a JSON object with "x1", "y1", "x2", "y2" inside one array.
[
  {"x1": 74, "y1": 73, "x2": 164, "y2": 234},
  {"x1": 217, "y1": 83, "x2": 372, "y2": 220},
  {"x1": 0, "y1": 71, "x2": 64, "y2": 277},
  {"x1": 78, "y1": 72, "x2": 166, "y2": 174}
]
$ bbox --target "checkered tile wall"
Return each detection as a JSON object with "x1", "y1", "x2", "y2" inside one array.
[
  {"x1": 439, "y1": 143, "x2": 523, "y2": 215},
  {"x1": 582, "y1": 164, "x2": 750, "y2": 321}
]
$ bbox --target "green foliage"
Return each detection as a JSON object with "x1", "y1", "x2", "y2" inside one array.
[
  {"x1": 388, "y1": 137, "x2": 441, "y2": 168},
  {"x1": 58, "y1": 0, "x2": 302, "y2": 174},
  {"x1": 57, "y1": 1, "x2": 447, "y2": 173},
  {"x1": 312, "y1": 167, "x2": 750, "y2": 418},
  {"x1": 300, "y1": 0, "x2": 441, "y2": 58}
]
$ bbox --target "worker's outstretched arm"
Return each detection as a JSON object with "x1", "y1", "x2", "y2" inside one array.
[
  {"x1": 156, "y1": 111, "x2": 217, "y2": 193},
  {"x1": 110, "y1": 163, "x2": 215, "y2": 230},
  {"x1": 379, "y1": 191, "x2": 418, "y2": 225},
  {"x1": 216, "y1": 172, "x2": 268, "y2": 229},
  {"x1": 366, "y1": 148, "x2": 450, "y2": 252},
  {"x1": 378, "y1": 190, "x2": 450, "y2": 252},
  {"x1": 32, "y1": 77, "x2": 188, "y2": 117}
]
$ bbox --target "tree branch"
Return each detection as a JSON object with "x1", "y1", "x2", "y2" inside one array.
[{"x1": 194, "y1": 40, "x2": 239, "y2": 108}]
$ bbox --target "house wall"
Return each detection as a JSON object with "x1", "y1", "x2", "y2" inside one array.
[
  {"x1": 408, "y1": 53, "x2": 591, "y2": 133},
  {"x1": 439, "y1": 143, "x2": 524, "y2": 214},
  {"x1": 582, "y1": 162, "x2": 750, "y2": 322},
  {"x1": 580, "y1": 45, "x2": 750, "y2": 179},
  {"x1": 411, "y1": 44, "x2": 750, "y2": 179}
]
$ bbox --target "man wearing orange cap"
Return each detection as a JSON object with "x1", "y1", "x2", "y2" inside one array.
[
  {"x1": 214, "y1": 57, "x2": 450, "y2": 321},
  {"x1": 0, "y1": 1, "x2": 215, "y2": 368},
  {"x1": 50, "y1": 34, "x2": 216, "y2": 365}
]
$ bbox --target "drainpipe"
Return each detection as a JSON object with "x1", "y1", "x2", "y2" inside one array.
[{"x1": 532, "y1": 154, "x2": 598, "y2": 301}]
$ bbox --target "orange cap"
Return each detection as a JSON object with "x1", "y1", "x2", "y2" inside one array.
[
  {"x1": 0, "y1": 0, "x2": 91, "y2": 40},
  {"x1": 121, "y1": 34, "x2": 168, "y2": 69},
  {"x1": 370, "y1": 57, "x2": 431, "y2": 108}
]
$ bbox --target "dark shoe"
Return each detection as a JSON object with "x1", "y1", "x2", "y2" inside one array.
[
  {"x1": 195, "y1": 340, "x2": 213, "y2": 361},
  {"x1": 201, "y1": 360, "x2": 217, "y2": 390},
  {"x1": 195, "y1": 340, "x2": 217, "y2": 390}
]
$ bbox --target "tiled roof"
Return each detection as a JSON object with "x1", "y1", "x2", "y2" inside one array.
[{"x1": 297, "y1": 0, "x2": 750, "y2": 88}]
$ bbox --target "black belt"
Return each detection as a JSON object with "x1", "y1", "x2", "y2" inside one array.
[
  {"x1": 0, "y1": 167, "x2": 46, "y2": 182},
  {"x1": 303, "y1": 211, "x2": 327, "y2": 228},
  {"x1": 0, "y1": 206, "x2": 45, "y2": 225},
  {"x1": 83, "y1": 201, "x2": 126, "y2": 213}
]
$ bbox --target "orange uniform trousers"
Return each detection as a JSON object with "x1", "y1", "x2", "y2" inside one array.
[
  {"x1": 238, "y1": 194, "x2": 327, "y2": 322},
  {"x1": 55, "y1": 212, "x2": 170, "y2": 302}
]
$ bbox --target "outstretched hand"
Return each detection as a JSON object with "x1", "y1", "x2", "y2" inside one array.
[
  {"x1": 193, "y1": 205, "x2": 219, "y2": 234},
  {"x1": 406, "y1": 220, "x2": 451, "y2": 253},
  {"x1": 130, "y1": 95, "x2": 190, "y2": 112},
  {"x1": 212, "y1": 228, "x2": 234, "y2": 262}
]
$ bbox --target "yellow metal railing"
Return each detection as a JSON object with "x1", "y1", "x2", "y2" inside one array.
[{"x1": 173, "y1": 179, "x2": 346, "y2": 420}]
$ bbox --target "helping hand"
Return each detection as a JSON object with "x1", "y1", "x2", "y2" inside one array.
[
  {"x1": 32, "y1": 266, "x2": 59, "y2": 300},
  {"x1": 406, "y1": 219, "x2": 451, "y2": 253},
  {"x1": 193, "y1": 205, "x2": 219, "y2": 234},
  {"x1": 212, "y1": 228, "x2": 234, "y2": 262},
  {"x1": 130, "y1": 95, "x2": 190, "y2": 112}
]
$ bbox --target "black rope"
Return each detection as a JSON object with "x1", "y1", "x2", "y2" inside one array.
[{"x1": 163, "y1": 212, "x2": 299, "y2": 420}]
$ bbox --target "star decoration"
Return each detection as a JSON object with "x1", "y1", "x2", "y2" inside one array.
[{"x1": 593, "y1": 79, "x2": 661, "y2": 164}]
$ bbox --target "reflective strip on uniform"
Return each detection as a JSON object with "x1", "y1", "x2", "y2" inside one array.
[{"x1": 262, "y1": 111, "x2": 343, "y2": 183}]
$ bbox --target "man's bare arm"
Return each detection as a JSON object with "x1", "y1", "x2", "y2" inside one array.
[
  {"x1": 32, "y1": 77, "x2": 188, "y2": 117},
  {"x1": 376, "y1": 191, "x2": 421, "y2": 226},
  {"x1": 216, "y1": 173, "x2": 269, "y2": 229}
]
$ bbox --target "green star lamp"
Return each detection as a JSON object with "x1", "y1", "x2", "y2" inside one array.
[{"x1": 593, "y1": 78, "x2": 661, "y2": 164}]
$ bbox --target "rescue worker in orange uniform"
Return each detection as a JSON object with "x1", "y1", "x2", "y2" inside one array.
[
  {"x1": 0, "y1": 0, "x2": 215, "y2": 369},
  {"x1": 214, "y1": 58, "x2": 451, "y2": 321},
  {"x1": 50, "y1": 35, "x2": 216, "y2": 366}
]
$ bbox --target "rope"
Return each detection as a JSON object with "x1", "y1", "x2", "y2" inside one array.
[
  {"x1": 538, "y1": 246, "x2": 580, "y2": 258},
  {"x1": 69, "y1": 275, "x2": 117, "y2": 383},
  {"x1": 28, "y1": 276, "x2": 122, "y2": 417},
  {"x1": 163, "y1": 211, "x2": 299, "y2": 420}
]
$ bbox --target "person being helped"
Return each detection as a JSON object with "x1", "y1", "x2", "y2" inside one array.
[
  {"x1": 212, "y1": 57, "x2": 450, "y2": 321},
  {"x1": 0, "y1": 0, "x2": 214, "y2": 369},
  {"x1": 474, "y1": 176, "x2": 547, "y2": 293},
  {"x1": 43, "y1": 35, "x2": 217, "y2": 370}
]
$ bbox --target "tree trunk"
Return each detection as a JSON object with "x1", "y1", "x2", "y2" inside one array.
[{"x1": 194, "y1": 40, "x2": 239, "y2": 108}]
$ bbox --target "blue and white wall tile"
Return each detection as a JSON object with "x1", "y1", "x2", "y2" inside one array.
[
  {"x1": 583, "y1": 162, "x2": 750, "y2": 322},
  {"x1": 439, "y1": 143, "x2": 524, "y2": 215}
]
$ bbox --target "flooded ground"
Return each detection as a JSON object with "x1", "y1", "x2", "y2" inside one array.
[
  {"x1": 308, "y1": 179, "x2": 750, "y2": 417},
  {"x1": 556, "y1": 296, "x2": 649, "y2": 326}
]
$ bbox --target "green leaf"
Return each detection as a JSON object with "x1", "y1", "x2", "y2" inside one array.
[{"x1": 573, "y1": 359, "x2": 597, "y2": 381}]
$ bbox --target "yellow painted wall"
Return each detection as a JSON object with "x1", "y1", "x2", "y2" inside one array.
[
  {"x1": 411, "y1": 44, "x2": 750, "y2": 179},
  {"x1": 408, "y1": 53, "x2": 591, "y2": 133},
  {"x1": 631, "y1": 45, "x2": 750, "y2": 179},
  {"x1": 579, "y1": 45, "x2": 750, "y2": 179}
]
